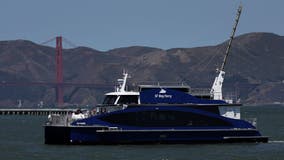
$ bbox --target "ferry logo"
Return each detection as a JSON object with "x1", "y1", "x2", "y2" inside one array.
[
  {"x1": 155, "y1": 89, "x2": 172, "y2": 99},
  {"x1": 159, "y1": 89, "x2": 166, "y2": 94}
]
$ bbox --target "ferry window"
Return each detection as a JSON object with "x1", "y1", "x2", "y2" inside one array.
[
  {"x1": 100, "y1": 112, "x2": 136, "y2": 125},
  {"x1": 99, "y1": 110, "x2": 231, "y2": 127},
  {"x1": 117, "y1": 95, "x2": 138, "y2": 104},
  {"x1": 102, "y1": 95, "x2": 118, "y2": 104}
]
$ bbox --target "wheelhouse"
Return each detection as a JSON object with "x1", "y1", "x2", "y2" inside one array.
[{"x1": 102, "y1": 92, "x2": 139, "y2": 105}]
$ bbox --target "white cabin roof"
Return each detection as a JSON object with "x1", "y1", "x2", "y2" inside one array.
[{"x1": 105, "y1": 91, "x2": 139, "y2": 96}]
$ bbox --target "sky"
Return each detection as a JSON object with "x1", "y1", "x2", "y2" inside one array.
[{"x1": 0, "y1": 0, "x2": 283, "y2": 51}]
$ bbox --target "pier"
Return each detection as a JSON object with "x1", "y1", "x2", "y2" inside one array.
[{"x1": 0, "y1": 108, "x2": 77, "y2": 116}]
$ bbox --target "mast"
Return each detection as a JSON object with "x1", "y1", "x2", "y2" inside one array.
[
  {"x1": 211, "y1": 4, "x2": 242, "y2": 100},
  {"x1": 116, "y1": 70, "x2": 129, "y2": 92},
  {"x1": 220, "y1": 4, "x2": 242, "y2": 71}
]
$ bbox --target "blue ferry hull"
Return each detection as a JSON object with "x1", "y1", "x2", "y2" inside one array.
[
  {"x1": 45, "y1": 104, "x2": 268, "y2": 144},
  {"x1": 45, "y1": 126, "x2": 268, "y2": 144}
]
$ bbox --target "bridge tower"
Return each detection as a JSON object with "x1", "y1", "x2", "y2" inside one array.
[{"x1": 56, "y1": 36, "x2": 64, "y2": 106}]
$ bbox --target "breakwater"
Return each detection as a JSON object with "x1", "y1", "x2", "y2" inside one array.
[{"x1": 0, "y1": 108, "x2": 76, "y2": 115}]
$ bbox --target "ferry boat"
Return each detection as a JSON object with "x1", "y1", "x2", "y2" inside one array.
[
  {"x1": 44, "y1": 5, "x2": 268, "y2": 144},
  {"x1": 45, "y1": 71, "x2": 268, "y2": 144}
]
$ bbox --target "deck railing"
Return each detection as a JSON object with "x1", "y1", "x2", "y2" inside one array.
[{"x1": 190, "y1": 88, "x2": 211, "y2": 96}]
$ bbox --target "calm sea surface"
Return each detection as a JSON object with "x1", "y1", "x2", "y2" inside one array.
[{"x1": 0, "y1": 105, "x2": 284, "y2": 160}]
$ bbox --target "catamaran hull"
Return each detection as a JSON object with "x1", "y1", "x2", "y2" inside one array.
[{"x1": 44, "y1": 126, "x2": 268, "y2": 144}]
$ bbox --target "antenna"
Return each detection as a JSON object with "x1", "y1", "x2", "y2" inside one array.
[{"x1": 220, "y1": 4, "x2": 242, "y2": 71}]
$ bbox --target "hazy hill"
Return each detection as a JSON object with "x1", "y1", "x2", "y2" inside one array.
[{"x1": 0, "y1": 32, "x2": 283, "y2": 107}]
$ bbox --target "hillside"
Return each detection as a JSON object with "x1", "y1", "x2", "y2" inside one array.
[{"x1": 0, "y1": 32, "x2": 283, "y2": 107}]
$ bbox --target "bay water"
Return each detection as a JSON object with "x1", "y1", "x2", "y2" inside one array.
[{"x1": 0, "y1": 105, "x2": 283, "y2": 160}]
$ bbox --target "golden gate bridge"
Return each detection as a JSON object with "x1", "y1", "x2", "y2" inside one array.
[{"x1": 0, "y1": 36, "x2": 113, "y2": 107}]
